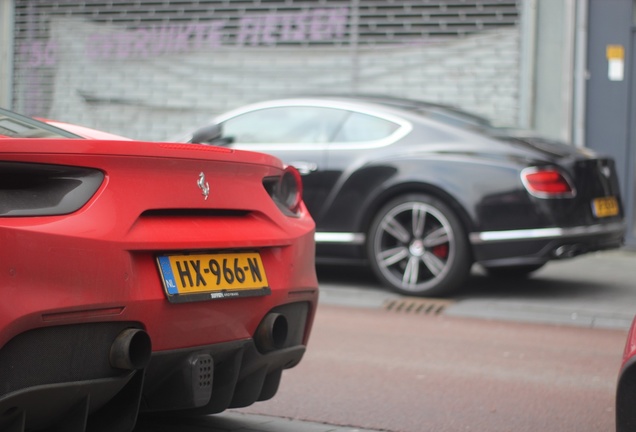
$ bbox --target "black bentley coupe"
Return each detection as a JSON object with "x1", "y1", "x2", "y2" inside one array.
[{"x1": 184, "y1": 95, "x2": 625, "y2": 297}]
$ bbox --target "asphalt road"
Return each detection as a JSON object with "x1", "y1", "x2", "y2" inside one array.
[
  {"x1": 134, "y1": 250, "x2": 636, "y2": 432},
  {"x1": 239, "y1": 305, "x2": 625, "y2": 432}
]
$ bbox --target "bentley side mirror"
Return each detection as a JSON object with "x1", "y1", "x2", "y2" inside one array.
[{"x1": 190, "y1": 124, "x2": 233, "y2": 145}]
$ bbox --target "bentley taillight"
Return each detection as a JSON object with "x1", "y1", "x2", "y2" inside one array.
[{"x1": 521, "y1": 167, "x2": 575, "y2": 198}]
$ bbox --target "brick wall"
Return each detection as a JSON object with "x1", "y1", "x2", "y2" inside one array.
[{"x1": 13, "y1": 0, "x2": 521, "y2": 141}]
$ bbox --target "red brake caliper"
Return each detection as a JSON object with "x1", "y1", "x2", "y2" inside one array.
[{"x1": 432, "y1": 244, "x2": 449, "y2": 259}]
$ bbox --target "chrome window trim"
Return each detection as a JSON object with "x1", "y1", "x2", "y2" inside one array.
[
  {"x1": 469, "y1": 222, "x2": 625, "y2": 244},
  {"x1": 212, "y1": 98, "x2": 413, "y2": 151},
  {"x1": 315, "y1": 232, "x2": 366, "y2": 245}
]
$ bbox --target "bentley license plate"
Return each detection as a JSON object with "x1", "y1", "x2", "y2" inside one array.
[
  {"x1": 592, "y1": 196, "x2": 619, "y2": 218},
  {"x1": 157, "y1": 252, "x2": 270, "y2": 303}
]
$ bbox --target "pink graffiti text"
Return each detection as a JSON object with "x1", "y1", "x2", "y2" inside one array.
[
  {"x1": 86, "y1": 22, "x2": 225, "y2": 60},
  {"x1": 237, "y1": 8, "x2": 349, "y2": 45}
]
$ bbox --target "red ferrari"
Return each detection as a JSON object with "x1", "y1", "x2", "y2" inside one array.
[
  {"x1": 617, "y1": 317, "x2": 636, "y2": 432},
  {"x1": 0, "y1": 108, "x2": 318, "y2": 431}
]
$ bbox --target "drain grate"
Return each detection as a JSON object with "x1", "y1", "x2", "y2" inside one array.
[{"x1": 383, "y1": 298, "x2": 453, "y2": 315}]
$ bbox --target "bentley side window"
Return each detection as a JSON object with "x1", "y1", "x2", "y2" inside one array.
[
  {"x1": 333, "y1": 112, "x2": 399, "y2": 142},
  {"x1": 223, "y1": 106, "x2": 348, "y2": 144}
]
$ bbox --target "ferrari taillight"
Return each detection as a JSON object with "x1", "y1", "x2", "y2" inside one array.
[
  {"x1": 264, "y1": 166, "x2": 303, "y2": 217},
  {"x1": 0, "y1": 162, "x2": 104, "y2": 216},
  {"x1": 521, "y1": 167, "x2": 575, "y2": 198},
  {"x1": 278, "y1": 166, "x2": 303, "y2": 213}
]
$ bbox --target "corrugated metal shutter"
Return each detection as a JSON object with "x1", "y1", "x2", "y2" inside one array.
[{"x1": 12, "y1": 0, "x2": 520, "y2": 140}]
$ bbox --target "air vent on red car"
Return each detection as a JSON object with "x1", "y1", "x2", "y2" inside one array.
[{"x1": 0, "y1": 162, "x2": 104, "y2": 216}]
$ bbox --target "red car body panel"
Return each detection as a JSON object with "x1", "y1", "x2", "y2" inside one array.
[
  {"x1": 0, "y1": 138, "x2": 318, "y2": 431},
  {"x1": 36, "y1": 119, "x2": 133, "y2": 140},
  {"x1": 617, "y1": 316, "x2": 636, "y2": 432}
]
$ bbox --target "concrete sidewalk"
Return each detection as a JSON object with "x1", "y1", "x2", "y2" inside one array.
[
  {"x1": 317, "y1": 249, "x2": 636, "y2": 330},
  {"x1": 318, "y1": 284, "x2": 635, "y2": 330}
]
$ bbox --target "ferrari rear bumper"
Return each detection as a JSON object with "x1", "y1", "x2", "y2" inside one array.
[
  {"x1": 0, "y1": 301, "x2": 312, "y2": 431},
  {"x1": 0, "y1": 322, "x2": 147, "y2": 432},
  {"x1": 141, "y1": 301, "x2": 311, "y2": 414}
]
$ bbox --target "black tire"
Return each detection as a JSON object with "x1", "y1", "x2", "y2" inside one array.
[
  {"x1": 483, "y1": 263, "x2": 545, "y2": 278},
  {"x1": 367, "y1": 193, "x2": 472, "y2": 297}
]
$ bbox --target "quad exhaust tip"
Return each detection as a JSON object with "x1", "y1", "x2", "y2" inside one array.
[
  {"x1": 255, "y1": 313, "x2": 289, "y2": 353},
  {"x1": 554, "y1": 244, "x2": 586, "y2": 259},
  {"x1": 110, "y1": 328, "x2": 152, "y2": 370}
]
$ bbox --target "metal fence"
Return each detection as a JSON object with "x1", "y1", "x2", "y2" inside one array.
[{"x1": 12, "y1": 0, "x2": 521, "y2": 140}]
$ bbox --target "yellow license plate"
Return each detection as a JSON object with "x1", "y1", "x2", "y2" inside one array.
[
  {"x1": 157, "y1": 252, "x2": 269, "y2": 302},
  {"x1": 592, "y1": 196, "x2": 619, "y2": 218}
]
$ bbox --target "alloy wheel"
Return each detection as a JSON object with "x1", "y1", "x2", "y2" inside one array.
[{"x1": 368, "y1": 194, "x2": 470, "y2": 296}]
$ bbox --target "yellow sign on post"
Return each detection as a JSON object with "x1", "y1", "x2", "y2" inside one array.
[
  {"x1": 607, "y1": 45, "x2": 625, "y2": 60},
  {"x1": 606, "y1": 45, "x2": 625, "y2": 81}
]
